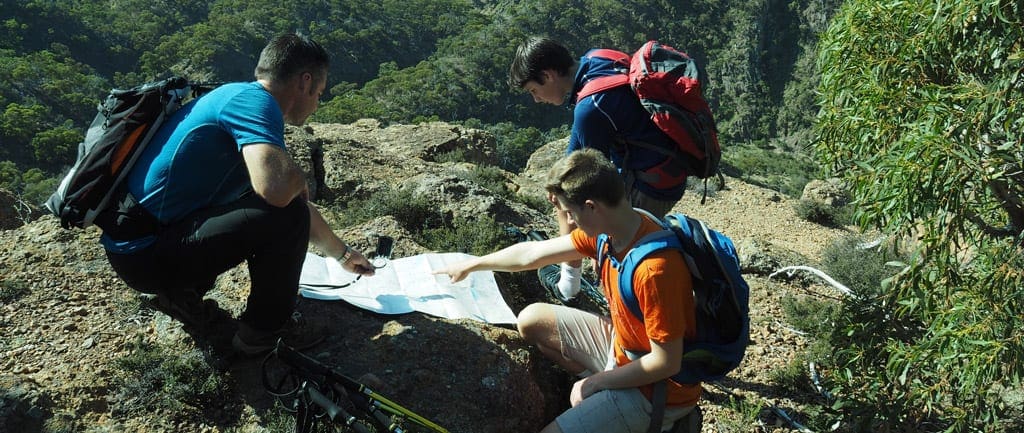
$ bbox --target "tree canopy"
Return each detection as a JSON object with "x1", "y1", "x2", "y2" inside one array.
[{"x1": 816, "y1": 0, "x2": 1022, "y2": 430}]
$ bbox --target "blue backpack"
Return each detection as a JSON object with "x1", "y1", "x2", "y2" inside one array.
[{"x1": 596, "y1": 208, "x2": 749, "y2": 385}]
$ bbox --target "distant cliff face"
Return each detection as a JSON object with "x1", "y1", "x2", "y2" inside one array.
[{"x1": 0, "y1": 120, "x2": 847, "y2": 433}]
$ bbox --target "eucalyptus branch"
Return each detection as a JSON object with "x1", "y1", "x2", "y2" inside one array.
[
  {"x1": 964, "y1": 210, "x2": 1018, "y2": 239},
  {"x1": 987, "y1": 176, "x2": 1024, "y2": 239}
]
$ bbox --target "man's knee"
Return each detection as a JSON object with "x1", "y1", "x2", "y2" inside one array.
[{"x1": 517, "y1": 302, "x2": 556, "y2": 343}]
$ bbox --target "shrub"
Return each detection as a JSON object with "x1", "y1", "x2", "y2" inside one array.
[
  {"x1": 461, "y1": 164, "x2": 513, "y2": 200},
  {"x1": 111, "y1": 339, "x2": 231, "y2": 422},
  {"x1": 794, "y1": 199, "x2": 852, "y2": 227},
  {"x1": 724, "y1": 142, "x2": 819, "y2": 197},
  {"x1": 340, "y1": 187, "x2": 514, "y2": 256},
  {"x1": 820, "y1": 234, "x2": 901, "y2": 294},
  {"x1": 0, "y1": 279, "x2": 30, "y2": 304}
]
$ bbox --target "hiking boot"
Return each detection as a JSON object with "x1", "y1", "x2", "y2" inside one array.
[
  {"x1": 232, "y1": 312, "x2": 326, "y2": 356},
  {"x1": 537, "y1": 264, "x2": 563, "y2": 301},
  {"x1": 140, "y1": 290, "x2": 219, "y2": 328}
]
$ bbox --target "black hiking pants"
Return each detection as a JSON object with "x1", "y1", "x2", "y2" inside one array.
[{"x1": 105, "y1": 194, "x2": 311, "y2": 332}]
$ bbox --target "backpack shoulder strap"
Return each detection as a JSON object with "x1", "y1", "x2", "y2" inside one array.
[
  {"x1": 576, "y1": 75, "x2": 630, "y2": 102},
  {"x1": 586, "y1": 48, "x2": 631, "y2": 66},
  {"x1": 617, "y1": 209, "x2": 682, "y2": 320},
  {"x1": 576, "y1": 48, "x2": 632, "y2": 102},
  {"x1": 596, "y1": 233, "x2": 611, "y2": 274}
]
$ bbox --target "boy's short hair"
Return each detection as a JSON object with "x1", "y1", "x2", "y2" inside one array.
[
  {"x1": 255, "y1": 33, "x2": 330, "y2": 83},
  {"x1": 508, "y1": 36, "x2": 574, "y2": 88},
  {"x1": 545, "y1": 149, "x2": 626, "y2": 208}
]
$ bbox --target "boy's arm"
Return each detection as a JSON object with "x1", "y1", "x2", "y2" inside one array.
[
  {"x1": 569, "y1": 336, "x2": 683, "y2": 406},
  {"x1": 434, "y1": 235, "x2": 584, "y2": 283}
]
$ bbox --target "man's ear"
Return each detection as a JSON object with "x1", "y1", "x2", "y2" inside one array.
[{"x1": 296, "y1": 71, "x2": 313, "y2": 93}]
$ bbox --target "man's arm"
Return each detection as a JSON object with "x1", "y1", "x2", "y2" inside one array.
[
  {"x1": 307, "y1": 201, "x2": 374, "y2": 275},
  {"x1": 242, "y1": 143, "x2": 374, "y2": 275},
  {"x1": 434, "y1": 235, "x2": 585, "y2": 283},
  {"x1": 569, "y1": 336, "x2": 683, "y2": 406},
  {"x1": 241, "y1": 143, "x2": 309, "y2": 207}
]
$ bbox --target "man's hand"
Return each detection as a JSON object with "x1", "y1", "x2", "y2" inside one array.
[{"x1": 342, "y1": 250, "x2": 375, "y2": 276}]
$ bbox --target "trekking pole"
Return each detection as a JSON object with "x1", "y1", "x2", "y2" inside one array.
[
  {"x1": 273, "y1": 340, "x2": 450, "y2": 433},
  {"x1": 299, "y1": 382, "x2": 373, "y2": 433}
]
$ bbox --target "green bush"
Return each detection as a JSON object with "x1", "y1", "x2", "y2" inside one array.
[
  {"x1": 0, "y1": 279, "x2": 30, "y2": 304},
  {"x1": 339, "y1": 187, "x2": 514, "y2": 256},
  {"x1": 794, "y1": 199, "x2": 852, "y2": 227},
  {"x1": 462, "y1": 164, "x2": 512, "y2": 199},
  {"x1": 421, "y1": 214, "x2": 514, "y2": 256},
  {"x1": 772, "y1": 294, "x2": 842, "y2": 433},
  {"x1": 112, "y1": 339, "x2": 231, "y2": 422},
  {"x1": 820, "y1": 234, "x2": 901, "y2": 294},
  {"x1": 816, "y1": 0, "x2": 1024, "y2": 426},
  {"x1": 724, "y1": 143, "x2": 818, "y2": 197}
]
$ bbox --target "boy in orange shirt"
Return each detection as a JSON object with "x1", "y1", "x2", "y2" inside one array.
[{"x1": 435, "y1": 148, "x2": 699, "y2": 432}]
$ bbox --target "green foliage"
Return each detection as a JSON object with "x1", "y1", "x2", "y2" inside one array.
[
  {"x1": 31, "y1": 123, "x2": 80, "y2": 166},
  {"x1": 112, "y1": 338, "x2": 231, "y2": 422},
  {"x1": 821, "y1": 234, "x2": 903, "y2": 299},
  {"x1": 461, "y1": 119, "x2": 552, "y2": 173},
  {"x1": 774, "y1": 294, "x2": 840, "y2": 399},
  {"x1": 816, "y1": 1, "x2": 1024, "y2": 430},
  {"x1": 794, "y1": 199, "x2": 851, "y2": 227},
  {"x1": 0, "y1": 161, "x2": 60, "y2": 206},
  {"x1": 2, "y1": 103, "x2": 49, "y2": 144},
  {"x1": 0, "y1": 161, "x2": 22, "y2": 192},
  {"x1": 0, "y1": 1, "x2": 844, "y2": 206},
  {"x1": 724, "y1": 142, "x2": 819, "y2": 197},
  {"x1": 20, "y1": 168, "x2": 60, "y2": 206},
  {"x1": 339, "y1": 186, "x2": 515, "y2": 255},
  {"x1": 461, "y1": 165, "x2": 512, "y2": 199},
  {"x1": 0, "y1": 278, "x2": 30, "y2": 304},
  {"x1": 422, "y1": 215, "x2": 513, "y2": 256}
]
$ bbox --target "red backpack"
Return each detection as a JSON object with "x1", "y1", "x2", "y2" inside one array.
[{"x1": 577, "y1": 40, "x2": 720, "y2": 181}]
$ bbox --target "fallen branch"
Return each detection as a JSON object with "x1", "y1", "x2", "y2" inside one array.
[{"x1": 769, "y1": 266, "x2": 855, "y2": 299}]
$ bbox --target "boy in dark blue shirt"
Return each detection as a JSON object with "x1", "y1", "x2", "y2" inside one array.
[{"x1": 509, "y1": 37, "x2": 688, "y2": 300}]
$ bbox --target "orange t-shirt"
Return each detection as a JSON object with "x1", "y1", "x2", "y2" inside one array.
[{"x1": 570, "y1": 212, "x2": 701, "y2": 406}]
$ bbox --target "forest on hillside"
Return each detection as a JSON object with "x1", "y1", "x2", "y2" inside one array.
[{"x1": 0, "y1": 0, "x2": 836, "y2": 204}]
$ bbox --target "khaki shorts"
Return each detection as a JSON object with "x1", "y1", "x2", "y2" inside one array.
[{"x1": 550, "y1": 305, "x2": 695, "y2": 433}]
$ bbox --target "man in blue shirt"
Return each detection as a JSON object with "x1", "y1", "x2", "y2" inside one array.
[
  {"x1": 103, "y1": 33, "x2": 375, "y2": 355},
  {"x1": 509, "y1": 37, "x2": 688, "y2": 300}
]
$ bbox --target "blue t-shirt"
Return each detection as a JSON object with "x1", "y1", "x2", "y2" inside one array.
[
  {"x1": 569, "y1": 51, "x2": 686, "y2": 201},
  {"x1": 101, "y1": 81, "x2": 286, "y2": 253}
]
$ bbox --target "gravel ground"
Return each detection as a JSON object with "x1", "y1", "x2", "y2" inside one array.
[{"x1": 0, "y1": 173, "x2": 853, "y2": 433}]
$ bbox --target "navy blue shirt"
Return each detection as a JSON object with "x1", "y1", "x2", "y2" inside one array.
[{"x1": 568, "y1": 51, "x2": 686, "y2": 201}]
